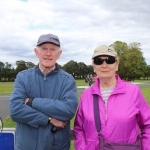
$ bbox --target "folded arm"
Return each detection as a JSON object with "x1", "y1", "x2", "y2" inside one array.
[{"x1": 30, "y1": 78, "x2": 78, "y2": 122}]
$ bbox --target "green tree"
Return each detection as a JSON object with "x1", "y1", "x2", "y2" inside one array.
[
  {"x1": 110, "y1": 41, "x2": 128, "y2": 57},
  {"x1": 26, "y1": 62, "x2": 36, "y2": 68},
  {"x1": 117, "y1": 42, "x2": 146, "y2": 81},
  {"x1": 86, "y1": 65, "x2": 94, "y2": 76},
  {"x1": 4, "y1": 62, "x2": 13, "y2": 81},
  {"x1": 10, "y1": 68, "x2": 17, "y2": 81},
  {"x1": 62, "y1": 61, "x2": 92, "y2": 79},
  {"x1": 16, "y1": 60, "x2": 28, "y2": 74},
  {"x1": 0, "y1": 61, "x2": 5, "y2": 81},
  {"x1": 62, "y1": 60, "x2": 79, "y2": 77},
  {"x1": 143, "y1": 65, "x2": 150, "y2": 80},
  {"x1": 78, "y1": 62, "x2": 87, "y2": 78}
]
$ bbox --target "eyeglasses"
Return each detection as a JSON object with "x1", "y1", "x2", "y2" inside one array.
[
  {"x1": 0, "y1": 117, "x2": 3, "y2": 134},
  {"x1": 93, "y1": 56, "x2": 116, "y2": 65}
]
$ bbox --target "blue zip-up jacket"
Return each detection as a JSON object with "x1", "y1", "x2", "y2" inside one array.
[{"x1": 9, "y1": 64, "x2": 78, "y2": 150}]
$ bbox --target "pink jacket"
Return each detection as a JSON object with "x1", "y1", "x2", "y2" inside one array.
[{"x1": 74, "y1": 75, "x2": 150, "y2": 150}]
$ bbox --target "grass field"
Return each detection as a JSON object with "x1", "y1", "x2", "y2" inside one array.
[
  {"x1": 1, "y1": 79, "x2": 150, "y2": 150},
  {"x1": 0, "y1": 82, "x2": 14, "y2": 94}
]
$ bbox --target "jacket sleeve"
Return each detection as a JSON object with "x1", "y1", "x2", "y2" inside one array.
[
  {"x1": 9, "y1": 74, "x2": 49, "y2": 128},
  {"x1": 73, "y1": 97, "x2": 86, "y2": 150},
  {"x1": 136, "y1": 88, "x2": 150, "y2": 150},
  {"x1": 31, "y1": 77, "x2": 78, "y2": 121}
]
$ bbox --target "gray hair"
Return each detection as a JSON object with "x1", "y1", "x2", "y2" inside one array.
[{"x1": 36, "y1": 45, "x2": 60, "y2": 51}]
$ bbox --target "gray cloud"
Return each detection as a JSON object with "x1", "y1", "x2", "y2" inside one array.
[{"x1": 0, "y1": 0, "x2": 150, "y2": 67}]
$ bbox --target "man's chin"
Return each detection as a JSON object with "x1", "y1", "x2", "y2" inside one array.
[
  {"x1": 43, "y1": 63, "x2": 55, "y2": 68},
  {"x1": 44, "y1": 66, "x2": 53, "y2": 69},
  {"x1": 44, "y1": 64, "x2": 55, "y2": 69}
]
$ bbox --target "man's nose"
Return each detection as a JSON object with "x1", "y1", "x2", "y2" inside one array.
[{"x1": 46, "y1": 49, "x2": 52, "y2": 55}]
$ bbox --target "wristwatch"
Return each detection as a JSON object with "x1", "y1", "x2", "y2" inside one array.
[
  {"x1": 26, "y1": 98, "x2": 34, "y2": 107},
  {"x1": 49, "y1": 117, "x2": 52, "y2": 122},
  {"x1": 48, "y1": 117, "x2": 52, "y2": 124}
]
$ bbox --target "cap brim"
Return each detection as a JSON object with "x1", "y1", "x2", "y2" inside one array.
[
  {"x1": 37, "y1": 41, "x2": 60, "y2": 47},
  {"x1": 92, "y1": 53, "x2": 116, "y2": 58}
]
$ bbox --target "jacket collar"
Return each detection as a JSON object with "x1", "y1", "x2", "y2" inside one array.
[
  {"x1": 91, "y1": 74, "x2": 126, "y2": 96},
  {"x1": 35, "y1": 63, "x2": 60, "y2": 76}
]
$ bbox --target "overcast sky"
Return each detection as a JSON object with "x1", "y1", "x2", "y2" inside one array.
[{"x1": 0, "y1": 0, "x2": 150, "y2": 67}]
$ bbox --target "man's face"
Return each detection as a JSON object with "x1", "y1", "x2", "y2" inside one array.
[{"x1": 34, "y1": 43, "x2": 62, "y2": 71}]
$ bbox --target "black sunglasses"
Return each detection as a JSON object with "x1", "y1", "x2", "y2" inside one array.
[{"x1": 93, "y1": 56, "x2": 116, "y2": 65}]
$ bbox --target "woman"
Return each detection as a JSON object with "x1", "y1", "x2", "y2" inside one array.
[{"x1": 73, "y1": 45, "x2": 150, "y2": 150}]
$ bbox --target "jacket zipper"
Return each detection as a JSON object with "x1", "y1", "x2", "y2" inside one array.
[
  {"x1": 105, "y1": 101, "x2": 108, "y2": 122},
  {"x1": 44, "y1": 74, "x2": 47, "y2": 98},
  {"x1": 104, "y1": 98, "x2": 108, "y2": 139},
  {"x1": 44, "y1": 74, "x2": 46, "y2": 80},
  {"x1": 105, "y1": 95, "x2": 111, "y2": 123}
]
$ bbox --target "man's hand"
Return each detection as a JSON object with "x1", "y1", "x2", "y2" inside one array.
[
  {"x1": 24, "y1": 98, "x2": 29, "y2": 104},
  {"x1": 50, "y1": 117, "x2": 68, "y2": 128}
]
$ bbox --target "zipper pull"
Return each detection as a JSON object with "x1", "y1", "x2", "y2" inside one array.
[{"x1": 44, "y1": 75, "x2": 46, "y2": 80}]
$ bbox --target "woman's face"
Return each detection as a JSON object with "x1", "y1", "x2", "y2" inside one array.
[{"x1": 93, "y1": 55, "x2": 119, "y2": 80}]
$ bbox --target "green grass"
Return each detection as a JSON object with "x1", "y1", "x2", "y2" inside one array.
[
  {"x1": 76, "y1": 79, "x2": 89, "y2": 86},
  {"x1": 140, "y1": 86, "x2": 150, "y2": 104},
  {"x1": 1, "y1": 79, "x2": 150, "y2": 94},
  {"x1": 0, "y1": 80, "x2": 88, "y2": 95},
  {"x1": 1, "y1": 80, "x2": 150, "y2": 150},
  {"x1": 131, "y1": 79, "x2": 150, "y2": 83},
  {"x1": 3, "y1": 116, "x2": 16, "y2": 127},
  {"x1": 0, "y1": 82, "x2": 14, "y2": 94}
]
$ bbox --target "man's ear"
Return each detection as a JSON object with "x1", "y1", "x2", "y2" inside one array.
[
  {"x1": 34, "y1": 48, "x2": 39, "y2": 58},
  {"x1": 57, "y1": 50, "x2": 62, "y2": 59}
]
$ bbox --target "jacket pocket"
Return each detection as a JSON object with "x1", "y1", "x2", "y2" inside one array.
[{"x1": 52, "y1": 130, "x2": 63, "y2": 146}]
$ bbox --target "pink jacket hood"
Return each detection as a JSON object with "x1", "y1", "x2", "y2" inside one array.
[{"x1": 74, "y1": 74, "x2": 150, "y2": 150}]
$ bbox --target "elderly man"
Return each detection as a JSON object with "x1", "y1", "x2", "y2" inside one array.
[{"x1": 9, "y1": 33, "x2": 78, "y2": 150}]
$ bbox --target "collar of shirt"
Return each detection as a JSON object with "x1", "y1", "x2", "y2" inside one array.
[{"x1": 39, "y1": 65, "x2": 55, "y2": 75}]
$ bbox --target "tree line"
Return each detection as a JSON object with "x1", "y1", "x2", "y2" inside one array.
[{"x1": 0, "y1": 41, "x2": 150, "y2": 82}]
